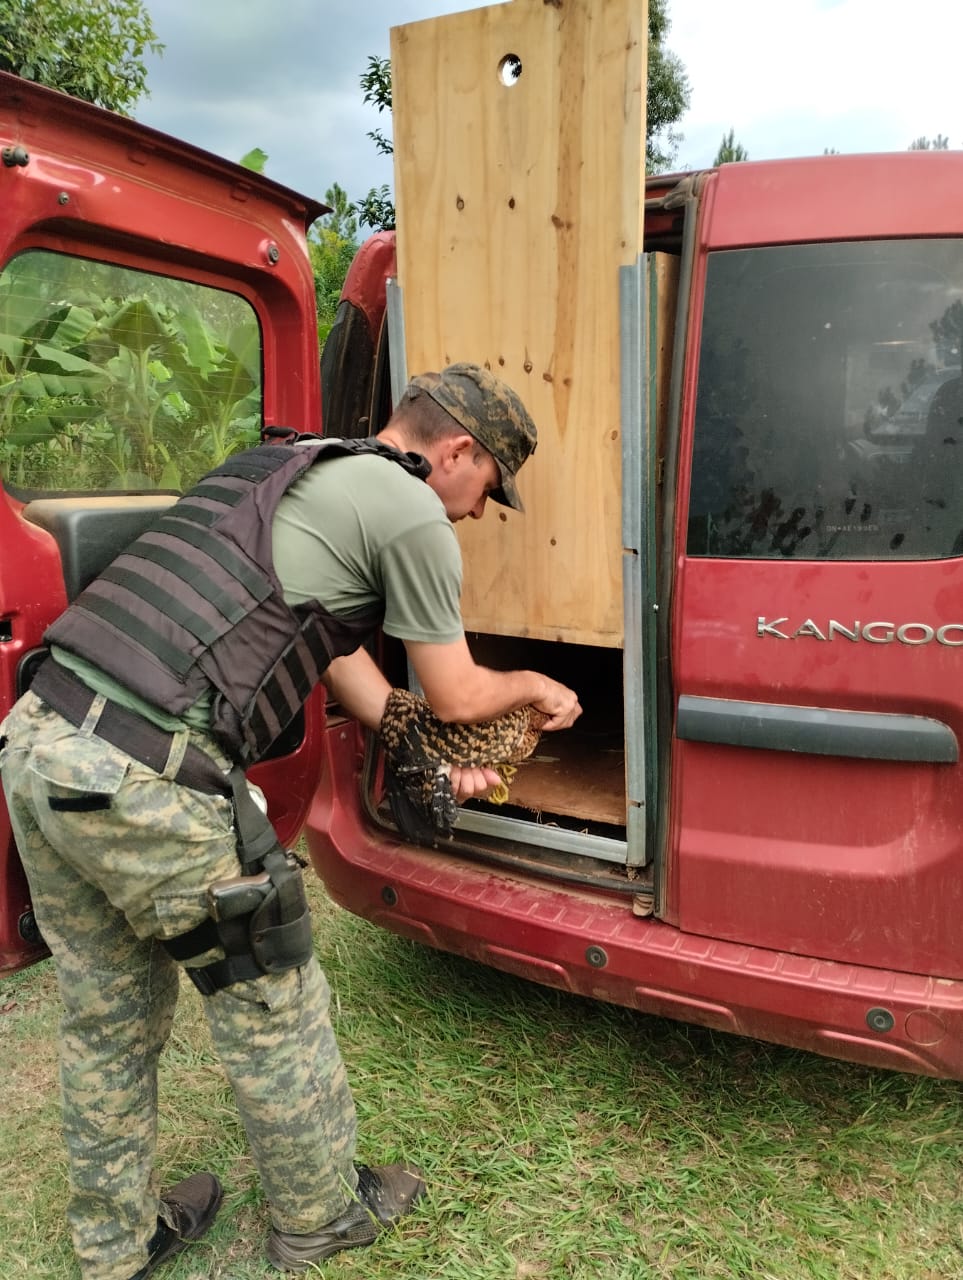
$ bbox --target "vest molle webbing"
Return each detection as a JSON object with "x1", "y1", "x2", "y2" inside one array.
[{"x1": 45, "y1": 437, "x2": 430, "y2": 764}]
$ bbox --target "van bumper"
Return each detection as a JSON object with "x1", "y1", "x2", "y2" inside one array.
[{"x1": 304, "y1": 725, "x2": 963, "y2": 1081}]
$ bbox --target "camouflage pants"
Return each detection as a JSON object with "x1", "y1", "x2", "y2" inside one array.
[{"x1": 0, "y1": 691, "x2": 358, "y2": 1280}]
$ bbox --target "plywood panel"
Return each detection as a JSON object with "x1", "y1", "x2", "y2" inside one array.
[
  {"x1": 650, "y1": 252, "x2": 679, "y2": 569},
  {"x1": 391, "y1": 0, "x2": 647, "y2": 647},
  {"x1": 499, "y1": 720, "x2": 626, "y2": 826}
]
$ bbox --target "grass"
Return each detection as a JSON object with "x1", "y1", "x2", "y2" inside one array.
[{"x1": 0, "y1": 875, "x2": 961, "y2": 1279}]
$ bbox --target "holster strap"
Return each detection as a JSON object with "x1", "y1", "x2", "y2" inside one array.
[
  {"x1": 186, "y1": 953, "x2": 264, "y2": 996},
  {"x1": 163, "y1": 918, "x2": 219, "y2": 960},
  {"x1": 161, "y1": 915, "x2": 263, "y2": 994},
  {"x1": 30, "y1": 659, "x2": 231, "y2": 796}
]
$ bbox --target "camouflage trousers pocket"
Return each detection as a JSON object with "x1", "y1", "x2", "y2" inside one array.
[
  {"x1": 215, "y1": 959, "x2": 321, "y2": 1016},
  {"x1": 153, "y1": 884, "x2": 219, "y2": 946},
  {"x1": 27, "y1": 732, "x2": 130, "y2": 803}
]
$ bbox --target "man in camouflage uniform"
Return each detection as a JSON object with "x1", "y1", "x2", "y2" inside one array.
[{"x1": 0, "y1": 363, "x2": 582, "y2": 1279}]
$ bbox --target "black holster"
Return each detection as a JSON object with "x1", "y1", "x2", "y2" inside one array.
[
  {"x1": 248, "y1": 847, "x2": 313, "y2": 975},
  {"x1": 162, "y1": 767, "x2": 314, "y2": 994}
]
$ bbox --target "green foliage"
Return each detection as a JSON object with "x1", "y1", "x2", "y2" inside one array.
[
  {"x1": 310, "y1": 185, "x2": 360, "y2": 347},
  {"x1": 239, "y1": 147, "x2": 269, "y2": 174},
  {"x1": 929, "y1": 298, "x2": 963, "y2": 367},
  {"x1": 355, "y1": 185, "x2": 396, "y2": 234},
  {"x1": 357, "y1": 55, "x2": 396, "y2": 232},
  {"x1": 321, "y1": 182, "x2": 359, "y2": 244},
  {"x1": 646, "y1": 0, "x2": 691, "y2": 173},
  {"x1": 360, "y1": 54, "x2": 394, "y2": 158},
  {"x1": 0, "y1": 0, "x2": 162, "y2": 116},
  {"x1": 0, "y1": 254, "x2": 261, "y2": 491},
  {"x1": 714, "y1": 127, "x2": 749, "y2": 165}
]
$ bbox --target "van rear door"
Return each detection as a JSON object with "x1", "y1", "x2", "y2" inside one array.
[
  {"x1": 0, "y1": 73, "x2": 328, "y2": 973},
  {"x1": 674, "y1": 202, "x2": 963, "y2": 983}
]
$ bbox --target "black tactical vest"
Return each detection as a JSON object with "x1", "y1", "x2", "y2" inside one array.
[{"x1": 45, "y1": 437, "x2": 431, "y2": 765}]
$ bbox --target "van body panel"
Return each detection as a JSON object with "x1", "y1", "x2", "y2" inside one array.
[
  {"x1": 0, "y1": 484, "x2": 68, "y2": 970},
  {"x1": 671, "y1": 155, "x2": 963, "y2": 983},
  {"x1": 306, "y1": 717, "x2": 963, "y2": 1079},
  {"x1": 669, "y1": 557, "x2": 963, "y2": 977},
  {"x1": 703, "y1": 153, "x2": 963, "y2": 246}
]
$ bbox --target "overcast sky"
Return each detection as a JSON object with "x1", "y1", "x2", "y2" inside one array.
[{"x1": 134, "y1": 0, "x2": 962, "y2": 213}]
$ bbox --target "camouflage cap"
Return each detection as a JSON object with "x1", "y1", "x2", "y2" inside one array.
[{"x1": 408, "y1": 363, "x2": 537, "y2": 511}]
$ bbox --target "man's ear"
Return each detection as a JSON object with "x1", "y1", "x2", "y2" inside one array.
[
  {"x1": 444, "y1": 434, "x2": 476, "y2": 469},
  {"x1": 453, "y1": 435, "x2": 478, "y2": 465}
]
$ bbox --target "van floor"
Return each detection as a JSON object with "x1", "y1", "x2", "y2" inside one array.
[{"x1": 496, "y1": 715, "x2": 626, "y2": 826}]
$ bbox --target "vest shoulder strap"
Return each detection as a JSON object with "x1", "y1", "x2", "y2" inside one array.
[{"x1": 259, "y1": 429, "x2": 432, "y2": 482}]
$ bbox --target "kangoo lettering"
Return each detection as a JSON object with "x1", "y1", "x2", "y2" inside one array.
[{"x1": 757, "y1": 617, "x2": 963, "y2": 646}]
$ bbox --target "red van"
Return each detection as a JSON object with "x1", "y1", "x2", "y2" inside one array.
[{"x1": 2, "y1": 73, "x2": 961, "y2": 1078}]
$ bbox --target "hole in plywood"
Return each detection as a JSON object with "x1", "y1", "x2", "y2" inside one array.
[{"x1": 498, "y1": 53, "x2": 523, "y2": 86}]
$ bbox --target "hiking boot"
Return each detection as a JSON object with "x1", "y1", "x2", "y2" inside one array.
[
  {"x1": 266, "y1": 1163, "x2": 426, "y2": 1272},
  {"x1": 128, "y1": 1172, "x2": 224, "y2": 1279}
]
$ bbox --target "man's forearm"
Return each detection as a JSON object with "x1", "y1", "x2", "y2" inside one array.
[
  {"x1": 322, "y1": 649, "x2": 392, "y2": 730},
  {"x1": 429, "y1": 664, "x2": 550, "y2": 723},
  {"x1": 406, "y1": 639, "x2": 578, "y2": 726},
  {"x1": 321, "y1": 647, "x2": 533, "y2": 728},
  {"x1": 327, "y1": 639, "x2": 580, "y2": 735}
]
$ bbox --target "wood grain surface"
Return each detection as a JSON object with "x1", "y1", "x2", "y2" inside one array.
[{"x1": 392, "y1": 0, "x2": 648, "y2": 646}]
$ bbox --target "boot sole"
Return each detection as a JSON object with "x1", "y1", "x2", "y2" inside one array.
[
  {"x1": 266, "y1": 1219, "x2": 380, "y2": 1272},
  {"x1": 266, "y1": 1174, "x2": 427, "y2": 1273}
]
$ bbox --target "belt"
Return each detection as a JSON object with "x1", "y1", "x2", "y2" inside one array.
[{"x1": 30, "y1": 659, "x2": 232, "y2": 797}]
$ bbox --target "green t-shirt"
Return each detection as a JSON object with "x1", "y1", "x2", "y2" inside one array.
[
  {"x1": 272, "y1": 451, "x2": 464, "y2": 643},
  {"x1": 53, "y1": 451, "x2": 463, "y2": 731}
]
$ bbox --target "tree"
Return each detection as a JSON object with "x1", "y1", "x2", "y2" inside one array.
[
  {"x1": 354, "y1": 185, "x2": 396, "y2": 236},
  {"x1": 929, "y1": 299, "x2": 963, "y2": 367},
  {"x1": 360, "y1": 55, "x2": 393, "y2": 163},
  {"x1": 309, "y1": 184, "x2": 360, "y2": 349},
  {"x1": 909, "y1": 134, "x2": 950, "y2": 150},
  {"x1": 0, "y1": 0, "x2": 162, "y2": 116},
  {"x1": 320, "y1": 182, "x2": 359, "y2": 245},
  {"x1": 646, "y1": 0, "x2": 691, "y2": 173},
  {"x1": 356, "y1": 56, "x2": 396, "y2": 232},
  {"x1": 354, "y1": 1, "x2": 691, "y2": 228},
  {"x1": 713, "y1": 128, "x2": 749, "y2": 165}
]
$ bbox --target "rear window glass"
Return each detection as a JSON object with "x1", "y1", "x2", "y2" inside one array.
[
  {"x1": 687, "y1": 240, "x2": 963, "y2": 560},
  {"x1": 0, "y1": 250, "x2": 261, "y2": 494}
]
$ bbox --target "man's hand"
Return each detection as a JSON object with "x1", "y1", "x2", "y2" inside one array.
[
  {"x1": 532, "y1": 676, "x2": 582, "y2": 732},
  {"x1": 449, "y1": 764, "x2": 502, "y2": 801}
]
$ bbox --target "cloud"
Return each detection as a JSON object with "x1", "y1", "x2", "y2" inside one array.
[
  {"x1": 670, "y1": 0, "x2": 961, "y2": 166},
  {"x1": 136, "y1": 0, "x2": 481, "y2": 205},
  {"x1": 135, "y1": 0, "x2": 963, "y2": 204}
]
